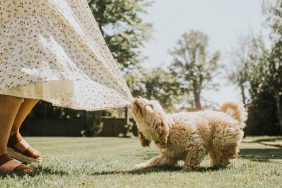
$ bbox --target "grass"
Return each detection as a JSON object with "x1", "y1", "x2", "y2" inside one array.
[{"x1": 0, "y1": 136, "x2": 281, "y2": 188}]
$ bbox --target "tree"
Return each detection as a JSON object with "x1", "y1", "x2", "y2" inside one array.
[
  {"x1": 124, "y1": 67, "x2": 183, "y2": 112},
  {"x1": 141, "y1": 68, "x2": 183, "y2": 112},
  {"x1": 266, "y1": 0, "x2": 282, "y2": 131},
  {"x1": 243, "y1": 39, "x2": 274, "y2": 135},
  {"x1": 245, "y1": 0, "x2": 282, "y2": 135},
  {"x1": 227, "y1": 36, "x2": 268, "y2": 105},
  {"x1": 261, "y1": 0, "x2": 282, "y2": 131},
  {"x1": 88, "y1": 0, "x2": 152, "y2": 73},
  {"x1": 227, "y1": 36, "x2": 252, "y2": 105},
  {"x1": 169, "y1": 31, "x2": 220, "y2": 110}
]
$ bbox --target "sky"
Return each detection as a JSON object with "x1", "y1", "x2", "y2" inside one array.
[{"x1": 141, "y1": 0, "x2": 270, "y2": 106}]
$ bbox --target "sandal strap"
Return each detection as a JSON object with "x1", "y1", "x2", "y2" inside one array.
[
  {"x1": 7, "y1": 135, "x2": 41, "y2": 161},
  {"x1": 8, "y1": 133, "x2": 23, "y2": 148},
  {"x1": 0, "y1": 153, "x2": 12, "y2": 166},
  {"x1": 23, "y1": 147, "x2": 35, "y2": 158},
  {"x1": 19, "y1": 139, "x2": 30, "y2": 149},
  {"x1": 9, "y1": 138, "x2": 35, "y2": 158},
  {"x1": 0, "y1": 153, "x2": 22, "y2": 173}
]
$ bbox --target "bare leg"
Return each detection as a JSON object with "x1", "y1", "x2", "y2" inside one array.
[
  {"x1": 0, "y1": 95, "x2": 35, "y2": 174},
  {"x1": 9, "y1": 98, "x2": 40, "y2": 159},
  {"x1": 10, "y1": 98, "x2": 39, "y2": 136},
  {"x1": 0, "y1": 95, "x2": 24, "y2": 155},
  {"x1": 135, "y1": 154, "x2": 177, "y2": 168}
]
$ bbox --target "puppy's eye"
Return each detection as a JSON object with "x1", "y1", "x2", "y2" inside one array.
[{"x1": 148, "y1": 104, "x2": 153, "y2": 109}]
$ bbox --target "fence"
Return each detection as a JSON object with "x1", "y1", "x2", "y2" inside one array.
[{"x1": 21, "y1": 118, "x2": 138, "y2": 137}]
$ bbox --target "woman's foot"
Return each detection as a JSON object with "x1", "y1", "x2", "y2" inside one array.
[
  {"x1": 8, "y1": 133, "x2": 42, "y2": 163},
  {"x1": 0, "y1": 153, "x2": 35, "y2": 174}
]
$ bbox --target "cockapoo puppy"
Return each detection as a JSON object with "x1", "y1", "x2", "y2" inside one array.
[{"x1": 131, "y1": 97, "x2": 247, "y2": 171}]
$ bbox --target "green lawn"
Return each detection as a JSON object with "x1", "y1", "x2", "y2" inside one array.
[{"x1": 1, "y1": 136, "x2": 281, "y2": 188}]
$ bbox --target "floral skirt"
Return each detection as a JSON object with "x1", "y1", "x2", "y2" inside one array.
[{"x1": 0, "y1": 0, "x2": 133, "y2": 110}]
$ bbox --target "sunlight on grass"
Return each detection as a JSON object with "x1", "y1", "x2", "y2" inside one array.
[{"x1": 1, "y1": 136, "x2": 281, "y2": 188}]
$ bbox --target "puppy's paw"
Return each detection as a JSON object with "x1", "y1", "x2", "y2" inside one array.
[{"x1": 134, "y1": 162, "x2": 148, "y2": 169}]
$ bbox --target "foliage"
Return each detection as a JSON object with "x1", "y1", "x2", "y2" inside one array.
[
  {"x1": 169, "y1": 31, "x2": 220, "y2": 110},
  {"x1": 226, "y1": 36, "x2": 268, "y2": 105},
  {"x1": 246, "y1": 89, "x2": 281, "y2": 135},
  {"x1": 81, "y1": 111, "x2": 104, "y2": 137},
  {"x1": 247, "y1": 38, "x2": 270, "y2": 97},
  {"x1": 124, "y1": 68, "x2": 183, "y2": 112},
  {"x1": 244, "y1": 0, "x2": 282, "y2": 135},
  {"x1": 88, "y1": 0, "x2": 153, "y2": 73},
  {"x1": 142, "y1": 68, "x2": 183, "y2": 112},
  {"x1": 124, "y1": 69, "x2": 146, "y2": 97},
  {"x1": 265, "y1": 0, "x2": 282, "y2": 99}
]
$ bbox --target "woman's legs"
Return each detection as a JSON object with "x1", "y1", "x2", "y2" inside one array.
[
  {"x1": 0, "y1": 95, "x2": 35, "y2": 173},
  {"x1": 9, "y1": 98, "x2": 41, "y2": 159},
  {"x1": 0, "y1": 95, "x2": 24, "y2": 155},
  {"x1": 10, "y1": 99, "x2": 39, "y2": 136}
]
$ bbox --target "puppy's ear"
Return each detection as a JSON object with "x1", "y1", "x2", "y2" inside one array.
[
  {"x1": 154, "y1": 118, "x2": 169, "y2": 148},
  {"x1": 138, "y1": 131, "x2": 151, "y2": 147}
]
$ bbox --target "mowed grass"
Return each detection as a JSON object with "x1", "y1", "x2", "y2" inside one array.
[{"x1": 1, "y1": 136, "x2": 281, "y2": 188}]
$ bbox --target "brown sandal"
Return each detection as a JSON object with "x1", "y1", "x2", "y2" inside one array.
[
  {"x1": 7, "y1": 133, "x2": 42, "y2": 164},
  {"x1": 0, "y1": 153, "x2": 35, "y2": 174}
]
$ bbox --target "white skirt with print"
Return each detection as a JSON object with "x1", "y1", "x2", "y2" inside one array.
[{"x1": 0, "y1": 0, "x2": 133, "y2": 111}]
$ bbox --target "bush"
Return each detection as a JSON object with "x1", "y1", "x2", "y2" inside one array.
[{"x1": 246, "y1": 91, "x2": 282, "y2": 135}]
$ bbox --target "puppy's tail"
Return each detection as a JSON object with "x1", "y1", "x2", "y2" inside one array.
[{"x1": 220, "y1": 102, "x2": 248, "y2": 129}]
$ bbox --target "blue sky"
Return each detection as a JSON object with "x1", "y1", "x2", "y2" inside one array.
[{"x1": 141, "y1": 0, "x2": 270, "y2": 105}]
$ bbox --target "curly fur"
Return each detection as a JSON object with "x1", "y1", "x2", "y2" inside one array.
[{"x1": 131, "y1": 97, "x2": 247, "y2": 171}]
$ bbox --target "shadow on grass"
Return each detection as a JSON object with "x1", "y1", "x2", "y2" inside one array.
[
  {"x1": 89, "y1": 166, "x2": 223, "y2": 176},
  {"x1": 0, "y1": 166, "x2": 216, "y2": 178},
  {"x1": 0, "y1": 166, "x2": 69, "y2": 178},
  {"x1": 240, "y1": 148, "x2": 282, "y2": 162},
  {"x1": 36, "y1": 166, "x2": 69, "y2": 175}
]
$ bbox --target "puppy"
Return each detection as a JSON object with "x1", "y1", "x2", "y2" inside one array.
[{"x1": 131, "y1": 97, "x2": 247, "y2": 171}]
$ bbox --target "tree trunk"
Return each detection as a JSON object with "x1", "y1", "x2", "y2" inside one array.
[
  {"x1": 275, "y1": 92, "x2": 282, "y2": 132},
  {"x1": 192, "y1": 80, "x2": 201, "y2": 110},
  {"x1": 239, "y1": 82, "x2": 246, "y2": 105},
  {"x1": 194, "y1": 92, "x2": 201, "y2": 110}
]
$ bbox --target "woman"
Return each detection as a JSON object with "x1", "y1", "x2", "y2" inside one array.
[{"x1": 0, "y1": 0, "x2": 132, "y2": 174}]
